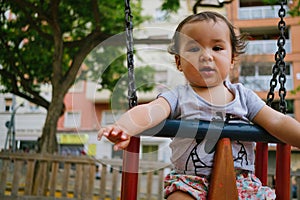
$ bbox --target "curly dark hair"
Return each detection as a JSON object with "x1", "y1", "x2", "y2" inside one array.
[{"x1": 168, "y1": 11, "x2": 247, "y2": 61}]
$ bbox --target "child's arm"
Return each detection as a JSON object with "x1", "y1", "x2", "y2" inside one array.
[
  {"x1": 97, "y1": 97, "x2": 171, "y2": 150},
  {"x1": 252, "y1": 105, "x2": 300, "y2": 148}
]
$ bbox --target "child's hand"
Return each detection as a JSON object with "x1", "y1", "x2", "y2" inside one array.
[{"x1": 97, "y1": 125, "x2": 131, "y2": 151}]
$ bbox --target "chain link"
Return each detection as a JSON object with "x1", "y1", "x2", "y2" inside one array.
[
  {"x1": 125, "y1": 0, "x2": 137, "y2": 108},
  {"x1": 266, "y1": 0, "x2": 287, "y2": 114}
]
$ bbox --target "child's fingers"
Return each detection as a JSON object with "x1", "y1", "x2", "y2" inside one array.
[
  {"x1": 98, "y1": 126, "x2": 130, "y2": 145},
  {"x1": 103, "y1": 126, "x2": 114, "y2": 136},
  {"x1": 97, "y1": 126, "x2": 114, "y2": 140},
  {"x1": 97, "y1": 128, "x2": 107, "y2": 140},
  {"x1": 120, "y1": 132, "x2": 129, "y2": 140},
  {"x1": 114, "y1": 139, "x2": 131, "y2": 151},
  {"x1": 113, "y1": 145, "x2": 120, "y2": 151}
]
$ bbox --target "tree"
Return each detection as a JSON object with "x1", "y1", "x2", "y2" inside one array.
[
  {"x1": 0, "y1": 0, "x2": 144, "y2": 154},
  {"x1": 0, "y1": 0, "x2": 180, "y2": 154},
  {"x1": 83, "y1": 45, "x2": 156, "y2": 110}
]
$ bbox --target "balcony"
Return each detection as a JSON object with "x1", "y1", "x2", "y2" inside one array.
[
  {"x1": 239, "y1": 63, "x2": 294, "y2": 92},
  {"x1": 245, "y1": 39, "x2": 291, "y2": 55},
  {"x1": 239, "y1": 5, "x2": 289, "y2": 20},
  {"x1": 240, "y1": 76, "x2": 293, "y2": 92}
]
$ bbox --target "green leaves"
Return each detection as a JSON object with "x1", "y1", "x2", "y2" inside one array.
[
  {"x1": 0, "y1": 0, "x2": 145, "y2": 107},
  {"x1": 161, "y1": 0, "x2": 180, "y2": 13}
]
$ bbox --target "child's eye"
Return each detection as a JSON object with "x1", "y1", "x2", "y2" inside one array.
[
  {"x1": 188, "y1": 46, "x2": 200, "y2": 52},
  {"x1": 213, "y1": 46, "x2": 223, "y2": 51}
]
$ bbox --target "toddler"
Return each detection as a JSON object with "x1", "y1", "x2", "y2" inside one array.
[{"x1": 98, "y1": 11, "x2": 300, "y2": 200}]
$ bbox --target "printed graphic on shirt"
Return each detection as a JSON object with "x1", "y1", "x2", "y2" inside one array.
[
  {"x1": 185, "y1": 141, "x2": 213, "y2": 176},
  {"x1": 233, "y1": 141, "x2": 249, "y2": 166},
  {"x1": 184, "y1": 112, "x2": 249, "y2": 175}
]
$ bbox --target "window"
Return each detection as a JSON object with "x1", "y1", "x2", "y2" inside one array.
[
  {"x1": 19, "y1": 140, "x2": 37, "y2": 152},
  {"x1": 112, "y1": 148, "x2": 123, "y2": 159},
  {"x1": 60, "y1": 144, "x2": 85, "y2": 156},
  {"x1": 239, "y1": 62, "x2": 293, "y2": 91},
  {"x1": 29, "y1": 102, "x2": 39, "y2": 112},
  {"x1": 5, "y1": 98, "x2": 12, "y2": 112},
  {"x1": 64, "y1": 111, "x2": 81, "y2": 128},
  {"x1": 240, "y1": 65, "x2": 255, "y2": 76},
  {"x1": 142, "y1": 145, "x2": 158, "y2": 161},
  {"x1": 241, "y1": 27, "x2": 289, "y2": 40},
  {"x1": 258, "y1": 64, "x2": 272, "y2": 76},
  {"x1": 269, "y1": 100, "x2": 294, "y2": 115},
  {"x1": 241, "y1": 27, "x2": 291, "y2": 55},
  {"x1": 238, "y1": 3, "x2": 290, "y2": 21},
  {"x1": 101, "y1": 110, "x2": 125, "y2": 126}
]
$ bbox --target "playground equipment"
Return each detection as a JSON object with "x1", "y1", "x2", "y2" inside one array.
[{"x1": 121, "y1": 0, "x2": 291, "y2": 199}]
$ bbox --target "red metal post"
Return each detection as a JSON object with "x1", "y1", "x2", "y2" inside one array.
[
  {"x1": 120, "y1": 136, "x2": 140, "y2": 200},
  {"x1": 275, "y1": 143, "x2": 291, "y2": 200},
  {"x1": 255, "y1": 142, "x2": 268, "y2": 185}
]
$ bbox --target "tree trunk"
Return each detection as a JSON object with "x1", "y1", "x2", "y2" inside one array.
[
  {"x1": 38, "y1": 97, "x2": 64, "y2": 154},
  {"x1": 32, "y1": 92, "x2": 65, "y2": 195}
]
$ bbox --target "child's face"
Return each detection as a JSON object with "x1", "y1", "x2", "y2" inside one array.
[{"x1": 175, "y1": 19, "x2": 234, "y2": 88}]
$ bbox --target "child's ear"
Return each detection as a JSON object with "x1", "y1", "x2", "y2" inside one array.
[
  {"x1": 230, "y1": 58, "x2": 234, "y2": 69},
  {"x1": 175, "y1": 55, "x2": 182, "y2": 71}
]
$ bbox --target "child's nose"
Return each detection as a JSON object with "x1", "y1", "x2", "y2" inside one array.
[{"x1": 199, "y1": 49, "x2": 213, "y2": 62}]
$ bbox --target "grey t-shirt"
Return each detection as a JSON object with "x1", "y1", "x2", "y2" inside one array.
[{"x1": 158, "y1": 81, "x2": 265, "y2": 176}]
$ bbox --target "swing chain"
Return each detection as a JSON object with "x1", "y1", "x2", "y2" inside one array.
[
  {"x1": 266, "y1": 0, "x2": 287, "y2": 114},
  {"x1": 125, "y1": 0, "x2": 138, "y2": 108}
]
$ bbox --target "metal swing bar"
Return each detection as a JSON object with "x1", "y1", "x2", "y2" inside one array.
[
  {"x1": 141, "y1": 120, "x2": 282, "y2": 143},
  {"x1": 121, "y1": 0, "x2": 291, "y2": 199}
]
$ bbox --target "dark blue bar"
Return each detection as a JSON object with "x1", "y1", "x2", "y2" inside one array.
[{"x1": 141, "y1": 120, "x2": 282, "y2": 143}]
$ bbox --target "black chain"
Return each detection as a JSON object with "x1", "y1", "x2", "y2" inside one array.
[
  {"x1": 125, "y1": 0, "x2": 137, "y2": 108},
  {"x1": 266, "y1": 0, "x2": 287, "y2": 114}
]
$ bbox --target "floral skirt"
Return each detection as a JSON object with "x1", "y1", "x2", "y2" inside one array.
[{"x1": 164, "y1": 170, "x2": 276, "y2": 200}]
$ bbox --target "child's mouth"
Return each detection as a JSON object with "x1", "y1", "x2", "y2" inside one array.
[
  {"x1": 201, "y1": 67, "x2": 214, "y2": 71},
  {"x1": 199, "y1": 67, "x2": 215, "y2": 76}
]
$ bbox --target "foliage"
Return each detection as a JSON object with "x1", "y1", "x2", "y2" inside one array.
[
  {"x1": 83, "y1": 45, "x2": 155, "y2": 110},
  {"x1": 288, "y1": 1, "x2": 300, "y2": 17},
  {"x1": 161, "y1": 0, "x2": 180, "y2": 13},
  {"x1": 291, "y1": 85, "x2": 300, "y2": 95},
  {"x1": 110, "y1": 65, "x2": 156, "y2": 110},
  {"x1": 262, "y1": 0, "x2": 277, "y2": 5},
  {"x1": 0, "y1": 0, "x2": 158, "y2": 154},
  {"x1": 0, "y1": 0, "x2": 147, "y2": 109},
  {"x1": 262, "y1": 0, "x2": 300, "y2": 16}
]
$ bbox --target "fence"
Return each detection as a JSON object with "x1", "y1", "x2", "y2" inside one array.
[
  {"x1": 0, "y1": 152, "x2": 171, "y2": 200},
  {"x1": 1, "y1": 152, "x2": 299, "y2": 200}
]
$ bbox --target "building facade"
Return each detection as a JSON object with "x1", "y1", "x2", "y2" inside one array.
[
  {"x1": 226, "y1": 0, "x2": 300, "y2": 176},
  {"x1": 227, "y1": 0, "x2": 300, "y2": 121}
]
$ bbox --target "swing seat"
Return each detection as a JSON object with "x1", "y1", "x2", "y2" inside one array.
[
  {"x1": 208, "y1": 138, "x2": 238, "y2": 200},
  {"x1": 140, "y1": 119, "x2": 288, "y2": 199}
]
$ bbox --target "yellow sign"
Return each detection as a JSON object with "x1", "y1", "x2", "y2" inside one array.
[
  {"x1": 87, "y1": 144, "x2": 96, "y2": 156},
  {"x1": 57, "y1": 134, "x2": 89, "y2": 144}
]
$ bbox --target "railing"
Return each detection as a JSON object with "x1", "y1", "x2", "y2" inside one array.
[
  {"x1": 0, "y1": 152, "x2": 171, "y2": 200},
  {"x1": 239, "y1": 75, "x2": 293, "y2": 91},
  {"x1": 245, "y1": 39, "x2": 291, "y2": 55},
  {"x1": 239, "y1": 5, "x2": 289, "y2": 20}
]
